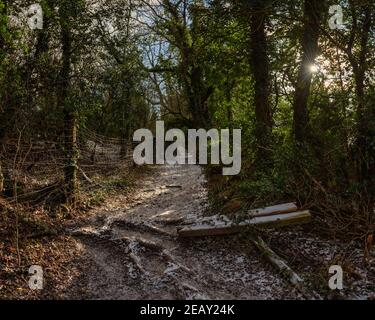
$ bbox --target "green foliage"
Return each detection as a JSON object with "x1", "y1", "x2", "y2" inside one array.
[{"x1": 0, "y1": 0, "x2": 373, "y2": 235}]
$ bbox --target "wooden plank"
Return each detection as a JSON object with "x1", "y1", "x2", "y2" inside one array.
[
  {"x1": 195, "y1": 202, "x2": 298, "y2": 226},
  {"x1": 248, "y1": 202, "x2": 298, "y2": 218},
  {"x1": 178, "y1": 210, "x2": 311, "y2": 238}
]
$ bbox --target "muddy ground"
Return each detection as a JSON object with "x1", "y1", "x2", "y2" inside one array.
[
  {"x1": 36, "y1": 162, "x2": 373, "y2": 300},
  {"x1": 57, "y1": 164, "x2": 307, "y2": 300}
]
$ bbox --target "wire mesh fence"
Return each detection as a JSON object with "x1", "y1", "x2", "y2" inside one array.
[{"x1": 0, "y1": 128, "x2": 134, "y2": 206}]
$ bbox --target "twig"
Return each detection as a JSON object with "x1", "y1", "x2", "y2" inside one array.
[
  {"x1": 251, "y1": 236, "x2": 321, "y2": 300},
  {"x1": 304, "y1": 169, "x2": 328, "y2": 195}
]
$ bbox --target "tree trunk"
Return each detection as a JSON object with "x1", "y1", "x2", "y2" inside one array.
[
  {"x1": 180, "y1": 50, "x2": 212, "y2": 129},
  {"x1": 120, "y1": 87, "x2": 131, "y2": 158},
  {"x1": 247, "y1": 0, "x2": 273, "y2": 161},
  {"x1": 59, "y1": 2, "x2": 78, "y2": 203},
  {"x1": 0, "y1": 0, "x2": 9, "y2": 144},
  {"x1": 166, "y1": 1, "x2": 212, "y2": 129},
  {"x1": 348, "y1": 6, "x2": 374, "y2": 185},
  {"x1": 225, "y1": 77, "x2": 234, "y2": 131},
  {"x1": 293, "y1": 0, "x2": 324, "y2": 143},
  {"x1": 0, "y1": 163, "x2": 4, "y2": 194},
  {"x1": 63, "y1": 110, "x2": 78, "y2": 202}
]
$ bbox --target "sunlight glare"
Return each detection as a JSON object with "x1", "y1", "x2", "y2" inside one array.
[{"x1": 309, "y1": 64, "x2": 319, "y2": 73}]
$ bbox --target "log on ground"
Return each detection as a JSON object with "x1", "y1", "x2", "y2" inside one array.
[
  {"x1": 248, "y1": 202, "x2": 298, "y2": 218},
  {"x1": 178, "y1": 210, "x2": 311, "y2": 238}
]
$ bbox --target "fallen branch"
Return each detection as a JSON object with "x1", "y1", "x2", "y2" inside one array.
[
  {"x1": 178, "y1": 210, "x2": 312, "y2": 238},
  {"x1": 70, "y1": 228, "x2": 149, "y2": 275},
  {"x1": 155, "y1": 216, "x2": 186, "y2": 225},
  {"x1": 115, "y1": 235, "x2": 193, "y2": 275},
  {"x1": 78, "y1": 166, "x2": 94, "y2": 184},
  {"x1": 112, "y1": 219, "x2": 175, "y2": 237},
  {"x1": 252, "y1": 236, "x2": 303, "y2": 286},
  {"x1": 304, "y1": 169, "x2": 327, "y2": 195},
  {"x1": 251, "y1": 236, "x2": 321, "y2": 300},
  {"x1": 113, "y1": 235, "x2": 164, "y2": 252},
  {"x1": 128, "y1": 240, "x2": 147, "y2": 274},
  {"x1": 15, "y1": 181, "x2": 62, "y2": 204},
  {"x1": 77, "y1": 166, "x2": 104, "y2": 188},
  {"x1": 143, "y1": 222, "x2": 176, "y2": 237},
  {"x1": 162, "y1": 249, "x2": 194, "y2": 275}
]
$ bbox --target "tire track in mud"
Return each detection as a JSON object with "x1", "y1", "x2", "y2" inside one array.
[{"x1": 64, "y1": 164, "x2": 302, "y2": 300}]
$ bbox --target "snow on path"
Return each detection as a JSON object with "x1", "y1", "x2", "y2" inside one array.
[{"x1": 65, "y1": 164, "x2": 301, "y2": 300}]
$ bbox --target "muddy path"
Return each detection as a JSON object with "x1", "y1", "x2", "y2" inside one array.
[{"x1": 62, "y1": 164, "x2": 301, "y2": 300}]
